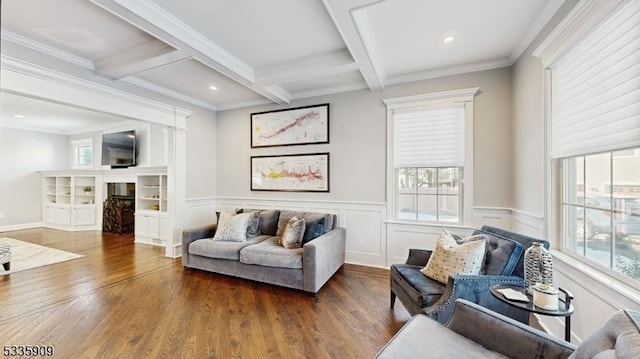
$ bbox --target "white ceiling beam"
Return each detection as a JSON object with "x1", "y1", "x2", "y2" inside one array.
[
  {"x1": 322, "y1": 0, "x2": 385, "y2": 91},
  {"x1": 90, "y1": 0, "x2": 290, "y2": 104},
  {"x1": 254, "y1": 49, "x2": 359, "y2": 86},
  {"x1": 94, "y1": 41, "x2": 191, "y2": 80}
]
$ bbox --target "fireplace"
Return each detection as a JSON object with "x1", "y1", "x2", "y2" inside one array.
[{"x1": 103, "y1": 182, "x2": 135, "y2": 234}]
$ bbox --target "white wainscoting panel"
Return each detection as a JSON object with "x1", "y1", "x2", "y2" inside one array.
[
  {"x1": 184, "y1": 197, "x2": 216, "y2": 229},
  {"x1": 511, "y1": 209, "x2": 545, "y2": 238},
  {"x1": 214, "y1": 197, "x2": 387, "y2": 267},
  {"x1": 473, "y1": 207, "x2": 512, "y2": 229},
  {"x1": 386, "y1": 223, "x2": 474, "y2": 266}
]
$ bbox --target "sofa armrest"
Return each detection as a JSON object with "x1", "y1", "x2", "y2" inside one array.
[
  {"x1": 303, "y1": 227, "x2": 346, "y2": 293},
  {"x1": 181, "y1": 224, "x2": 216, "y2": 266},
  {"x1": 446, "y1": 299, "x2": 576, "y2": 359},
  {"x1": 424, "y1": 274, "x2": 527, "y2": 324},
  {"x1": 405, "y1": 249, "x2": 432, "y2": 266}
]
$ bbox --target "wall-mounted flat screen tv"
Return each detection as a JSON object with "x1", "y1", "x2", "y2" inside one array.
[{"x1": 101, "y1": 130, "x2": 137, "y2": 168}]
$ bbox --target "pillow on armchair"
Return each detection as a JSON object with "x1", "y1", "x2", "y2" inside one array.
[{"x1": 421, "y1": 228, "x2": 487, "y2": 284}]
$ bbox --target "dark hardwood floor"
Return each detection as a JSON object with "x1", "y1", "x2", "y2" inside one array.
[{"x1": 0, "y1": 229, "x2": 411, "y2": 358}]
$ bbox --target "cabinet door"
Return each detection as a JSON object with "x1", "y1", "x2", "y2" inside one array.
[
  {"x1": 72, "y1": 206, "x2": 96, "y2": 226},
  {"x1": 135, "y1": 215, "x2": 149, "y2": 237},
  {"x1": 148, "y1": 215, "x2": 160, "y2": 238},
  {"x1": 135, "y1": 214, "x2": 159, "y2": 238},
  {"x1": 55, "y1": 206, "x2": 71, "y2": 226}
]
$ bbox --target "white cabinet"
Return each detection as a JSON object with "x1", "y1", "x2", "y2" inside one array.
[
  {"x1": 42, "y1": 174, "x2": 98, "y2": 231},
  {"x1": 134, "y1": 173, "x2": 168, "y2": 246},
  {"x1": 72, "y1": 205, "x2": 96, "y2": 226}
]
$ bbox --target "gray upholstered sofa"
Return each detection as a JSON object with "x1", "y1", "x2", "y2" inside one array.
[
  {"x1": 182, "y1": 209, "x2": 346, "y2": 294},
  {"x1": 376, "y1": 299, "x2": 640, "y2": 359}
]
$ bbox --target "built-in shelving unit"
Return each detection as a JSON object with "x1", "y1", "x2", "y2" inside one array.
[
  {"x1": 42, "y1": 174, "x2": 98, "y2": 230},
  {"x1": 135, "y1": 173, "x2": 169, "y2": 246}
]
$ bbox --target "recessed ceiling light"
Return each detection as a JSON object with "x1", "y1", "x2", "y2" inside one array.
[
  {"x1": 443, "y1": 35, "x2": 455, "y2": 44},
  {"x1": 13, "y1": 114, "x2": 25, "y2": 119},
  {"x1": 209, "y1": 85, "x2": 218, "y2": 91}
]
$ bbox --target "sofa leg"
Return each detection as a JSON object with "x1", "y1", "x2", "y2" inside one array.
[
  {"x1": 2, "y1": 262, "x2": 9, "y2": 271},
  {"x1": 390, "y1": 290, "x2": 396, "y2": 309}
]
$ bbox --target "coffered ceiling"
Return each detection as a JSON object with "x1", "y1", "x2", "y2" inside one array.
[{"x1": 0, "y1": 0, "x2": 564, "y2": 131}]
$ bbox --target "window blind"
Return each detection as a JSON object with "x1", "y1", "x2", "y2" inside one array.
[
  {"x1": 393, "y1": 106, "x2": 464, "y2": 168},
  {"x1": 551, "y1": 0, "x2": 640, "y2": 158}
]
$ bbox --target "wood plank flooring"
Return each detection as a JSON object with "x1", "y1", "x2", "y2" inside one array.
[{"x1": 0, "y1": 229, "x2": 411, "y2": 358}]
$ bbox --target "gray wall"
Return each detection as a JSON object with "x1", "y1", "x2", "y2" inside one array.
[
  {"x1": 216, "y1": 67, "x2": 514, "y2": 208},
  {"x1": 0, "y1": 127, "x2": 69, "y2": 227}
]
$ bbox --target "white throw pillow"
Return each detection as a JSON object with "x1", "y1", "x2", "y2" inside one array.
[
  {"x1": 280, "y1": 217, "x2": 306, "y2": 249},
  {"x1": 421, "y1": 228, "x2": 487, "y2": 284},
  {"x1": 213, "y1": 211, "x2": 253, "y2": 242}
]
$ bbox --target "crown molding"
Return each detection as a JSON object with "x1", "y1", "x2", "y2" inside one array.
[
  {"x1": 510, "y1": 0, "x2": 566, "y2": 63},
  {"x1": 385, "y1": 58, "x2": 511, "y2": 86},
  {"x1": 215, "y1": 99, "x2": 274, "y2": 112},
  {"x1": 533, "y1": 0, "x2": 624, "y2": 67},
  {"x1": 1, "y1": 29, "x2": 95, "y2": 70},
  {"x1": 290, "y1": 82, "x2": 369, "y2": 100}
]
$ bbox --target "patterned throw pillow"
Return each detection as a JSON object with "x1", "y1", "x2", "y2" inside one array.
[
  {"x1": 280, "y1": 217, "x2": 306, "y2": 249},
  {"x1": 421, "y1": 228, "x2": 487, "y2": 284},
  {"x1": 213, "y1": 212, "x2": 253, "y2": 242}
]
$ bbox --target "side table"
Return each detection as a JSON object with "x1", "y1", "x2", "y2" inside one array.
[{"x1": 490, "y1": 284, "x2": 574, "y2": 342}]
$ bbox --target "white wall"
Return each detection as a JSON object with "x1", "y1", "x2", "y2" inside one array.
[
  {"x1": 0, "y1": 127, "x2": 69, "y2": 229},
  {"x1": 216, "y1": 67, "x2": 514, "y2": 266}
]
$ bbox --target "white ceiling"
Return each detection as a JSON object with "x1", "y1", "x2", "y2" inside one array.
[{"x1": 0, "y1": 0, "x2": 564, "y2": 132}]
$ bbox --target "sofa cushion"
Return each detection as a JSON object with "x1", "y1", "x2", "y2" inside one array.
[
  {"x1": 391, "y1": 264, "x2": 446, "y2": 307},
  {"x1": 189, "y1": 235, "x2": 270, "y2": 260},
  {"x1": 479, "y1": 225, "x2": 546, "y2": 277},
  {"x1": 472, "y1": 229, "x2": 523, "y2": 276},
  {"x1": 280, "y1": 217, "x2": 306, "y2": 249},
  {"x1": 213, "y1": 212, "x2": 255, "y2": 242},
  {"x1": 241, "y1": 209, "x2": 281, "y2": 236},
  {"x1": 276, "y1": 210, "x2": 333, "y2": 238},
  {"x1": 421, "y1": 229, "x2": 487, "y2": 284},
  {"x1": 240, "y1": 237, "x2": 304, "y2": 269}
]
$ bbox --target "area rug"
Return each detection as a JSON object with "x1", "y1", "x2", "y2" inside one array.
[{"x1": 0, "y1": 237, "x2": 83, "y2": 275}]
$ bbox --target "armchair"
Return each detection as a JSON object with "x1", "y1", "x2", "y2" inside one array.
[{"x1": 390, "y1": 225, "x2": 549, "y2": 324}]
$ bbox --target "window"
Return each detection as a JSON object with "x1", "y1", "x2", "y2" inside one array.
[
  {"x1": 563, "y1": 150, "x2": 640, "y2": 281},
  {"x1": 384, "y1": 88, "x2": 478, "y2": 225},
  {"x1": 538, "y1": 0, "x2": 640, "y2": 283},
  {"x1": 72, "y1": 139, "x2": 93, "y2": 168}
]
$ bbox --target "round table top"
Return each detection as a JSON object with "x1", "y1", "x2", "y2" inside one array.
[{"x1": 490, "y1": 284, "x2": 574, "y2": 317}]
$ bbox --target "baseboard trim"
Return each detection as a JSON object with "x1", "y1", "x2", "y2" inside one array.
[{"x1": 0, "y1": 222, "x2": 43, "y2": 232}]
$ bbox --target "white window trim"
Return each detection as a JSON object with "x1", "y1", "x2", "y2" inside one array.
[
  {"x1": 71, "y1": 138, "x2": 93, "y2": 169},
  {"x1": 384, "y1": 87, "x2": 478, "y2": 226},
  {"x1": 535, "y1": 0, "x2": 640, "y2": 295}
]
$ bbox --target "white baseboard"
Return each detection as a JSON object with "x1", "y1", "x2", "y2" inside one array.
[{"x1": 0, "y1": 222, "x2": 43, "y2": 232}]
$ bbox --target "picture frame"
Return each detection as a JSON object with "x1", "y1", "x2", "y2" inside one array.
[
  {"x1": 251, "y1": 153, "x2": 330, "y2": 192},
  {"x1": 251, "y1": 103, "x2": 329, "y2": 148}
]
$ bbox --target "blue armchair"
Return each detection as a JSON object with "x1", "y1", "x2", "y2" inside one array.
[{"x1": 390, "y1": 225, "x2": 549, "y2": 324}]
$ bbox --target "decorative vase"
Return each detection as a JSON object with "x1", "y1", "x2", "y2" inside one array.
[{"x1": 524, "y1": 242, "x2": 553, "y2": 295}]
